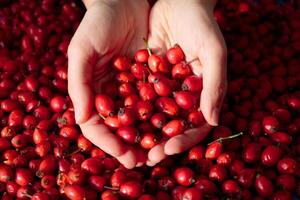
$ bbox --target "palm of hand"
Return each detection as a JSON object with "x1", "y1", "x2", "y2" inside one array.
[
  {"x1": 146, "y1": 0, "x2": 227, "y2": 166},
  {"x1": 68, "y1": 0, "x2": 149, "y2": 169}
]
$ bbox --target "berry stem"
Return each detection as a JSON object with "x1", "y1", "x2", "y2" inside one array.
[
  {"x1": 104, "y1": 185, "x2": 119, "y2": 191},
  {"x1": 208, "y1": 132, "x2": 243, "y2": 145},
  {"x1": 143, "y1": 38, "x2": 152, "y2": 56},
  {"x1": 98, "y1": 113, "x2": 106, "y2": 120}
]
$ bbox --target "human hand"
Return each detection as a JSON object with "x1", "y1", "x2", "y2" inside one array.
[
  {"x1": 67, "y1": 0, "x2": 149, "y2": 169},
  {"x1": 146, "y1": 0, "x2": 227, "y2": 166}
]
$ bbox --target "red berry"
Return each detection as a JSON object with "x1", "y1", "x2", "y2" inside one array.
[
  {"x1": 118, "y1": 107, "x2": 136, "y2": 126},
  {"x1": 166, "y1": 45, "x2": 185, "y2": 64},
  {"x1": 182, "y1": 187, "x2": 203, "y2": 200},
  {"x1": 95, "y1": 94, "x2": 114, "y2": 117},
  {"x1": 0, "y1": 164, "x2": 13, "y2": 183},
  {"x1": 120, "y1": 181, "x2": 143, "y2": 199},
  {"x1": 174, "y1": 167, "x2": 195, "y2": 186},
  {"x1": 64, "y1": 185, "x2": 86, "y2": 200},
  {"x1": 255, "y1": 175, "x2": 274, "y2": 197},
  {"x1": 148, "y1": 54, "x2": 168, "y2": 73},
  {"x1": 113, "y1": 56, "x2": 130, "y2": 71},
  {"x1": 222, "y1": 180, "x2": 241, "y2": 194},
  {"x1": 262, "y1": 116, "x2": 279, "y2": 135},
  {"x1": 140, "y1": 133, "x2": 157, "y2": 149},
  {"x1": 155, "y1": 97, "x2": 179, "y2": 117},
  {"x1": 261, "y1": 145, "x2": 282, "y2": 166},
  {"x1": 15, "y1": 168, "x2": 34, "y2": 186},
  {"x1": 134, "y1": 49, "x2": 149, "y2": 63},
  {"x1": 205, "y1": 141, "x2": 223, "y2": 160},
  {"x1": 117, "y1": 126, "x2": 140, "y2": 144},
  {"x1": 150, "y1": 113, "x2": 167, "y2": 129},
  {"x1": 182, "y1": 75, "x2": 203, "y2": 93},
  {"x1": 174, "y1": 91, "x2": 196, "y2": 110},
  {"x1": 162, "y1": 119, "x2": 186, "y2": 137},
  {"x1": 277, "y1": 158, "x2": 297, "y2": 174},
  {"x1": 172, "y1": 62, "x2": 192, "y2": 79}
]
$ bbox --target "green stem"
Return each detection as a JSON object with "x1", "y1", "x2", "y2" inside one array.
[
  {"x1": 143, "y1": 38, "x2": 152, "y2": 56},
  {"x1": 208, "y1": 132, "x2": 243, "y2": 145}
]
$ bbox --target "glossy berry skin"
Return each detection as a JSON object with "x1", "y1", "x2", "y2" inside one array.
[
  {"x1": 120, "y1": 181, "x2": 143, "y2": 199},
  {"x1": 88, "y1": 175, "x2": 105, "y2": 191},
  {"x1": 166, "y1": 45, "x2": 185, "y2": 64},
  {"x1": 64, "y1": 185, "x2": 86, "y2": 200},
  {"x1": 182, "y1": 75, "x2": 203, "y2": 93},
  {"x1": 148, "y1": 54, "x2": 168, "y2": 74},
  {"x1": 162, "y1": 119, "x2": 186, "y2": 137},
  {"x1": 153, "y1": 77, "x2": 172, "y2": 97},
  {"x1": 188, "y1": 111, "x2": 205, "y2": 127},
  {"x1": 124, "y1": 95, "x2": 140, "y2": 108},
  {"x1": 205, "y1": 141, "x2": 222, "y2": 160},
  {"x1": 113, "y1": 56, "x2": 130, "y2": 71},
  {"x1": 261, "y1": 145, "x2": 282, "y2": 166},
  {"x1": 155, "y1": 97, "x2": 179, "y2": 117},
  {"x1": 118, "y1": 108, "x2": 136, "y2": 126},
  {"x1": 195, "y1": 179, "x2": 218, "y2": 195},
  {"x1": 237, "y1": 168, "x2": 256, "y2": 189},
  {"x1": 276, "y1": 174, "x2": 296, "y2": 192},
  {"x1": 32, "y1": 192, "x2": 50, "y2": 200},
  {"x1": 277, "y1": 158, "x2": 297, "y2": 174},
  {"x1": 174, "y1": 91, "x2": 196, "y2": 110},
  {"x1": 243, "y1": 143, "x2": 261, "y2": 163},
  {"x1": 116, "y1": 72, "x2": 135, "y2": 83},
  {"x1": 270, "y1": 132, "x2": 292, "y2": 144},
  {"x1": 139, "y1": 83, "x2": 157, "y2": 102},
  {"x1": 209, "y1": 165, "x2": 228, "y2": 182},
  {"x1": 15, "y1": 168, "x2": 34, "y2": 186},
  {"x1": 81, "y1": 158, "x2": 102, "y2": 175},
  {"x1": 95, "y1": 94, "x2": 115, "y2": 117},
  {"x1": 172, "y1": 62, "x2": 192, "y2": 79},
  {"x1": 104, "y1": 116, "x2": 120, "y2": 130},
  {"x1": 134, "y1": 49, "x2": 149, "y2": 63},
  {"x1": 255, "y1": 175, "x2": 274, "y2": 197},
  {"x1": 174, "y1": 167, "x2": 195, "y2": 186},
  {"x1": 50, "y1": 96, "x2": 67, "y2": 113},
  {"x1": 151, "y1": 113, "x2": 167, "y2": 129},
  {"x1": 131, "y1": 63, "x2": 149, "y2": 80},
  {"x1": 262, "y1": 116, "x2": 279, "y2": 135},
  {"x1": 182, "y1": 187, "x2": 203, "y2": 200},
  {"x1": 140, "y1": 133, "x2": 157, "y2": 149},
  {"x1": 117, "y1": 126, "x2": 139, "y2": 144},
  {"x1": 188, "y1": 145, "x2": 205, "y2": 161},
  {"x1": 0, "y1": 164, "x2": 13, "y2": 183},
  {"x1": 135, "y1": 101, "x2": 153, "y2": 121},
  {"x1": 222, "y1": 180, "x2": 241, "y2": 194}
]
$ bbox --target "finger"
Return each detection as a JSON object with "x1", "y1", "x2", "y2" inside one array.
[
  {"x1": 79, "y1": 113, "x2": 127, "y2": 158},
  {"x1": 198, "y1": 31, "x2": 227, "y2": 126},
  {"x1": 147, "y1": 141, "x2": 167, "y2": 166},
  {"x1": 164, "y1": 123, "x2": 211, "y2": 155},
  {"x1": 148, "y1": 2, "x2": 170, "y2": 55},
  {"x1": 68, "y1": 42, "x2": 94, "y2": 124},
  {"x1": 117, "y1": 147, "x2": 147, "y2": 169}
]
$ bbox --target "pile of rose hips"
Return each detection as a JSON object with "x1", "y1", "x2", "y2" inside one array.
[
  {"x1": 95, "y1": 44, "x2": 205, "y2": 149},
  {"x1": 0, "y1": 0, "x2": 300, "y2": 199}
]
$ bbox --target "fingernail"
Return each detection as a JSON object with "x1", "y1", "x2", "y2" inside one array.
[{"x1": 211, "y1": 108, "x2": 220, "y2": 126}]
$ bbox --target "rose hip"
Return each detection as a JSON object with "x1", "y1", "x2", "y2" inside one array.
[
  {"x1": 120, "y1": 181, "x2": 143, "y2": 199},
  {"x1": 95, "y1": 94, "x2": 114, "y2": 117},
  {"x1": 174, "y1": 167, "x2": 195, "y2": 186}
]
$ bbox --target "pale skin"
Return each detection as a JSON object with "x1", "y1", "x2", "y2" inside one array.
[{"x1": 68, "y1": 0, "x2": 227, "y2": 168}]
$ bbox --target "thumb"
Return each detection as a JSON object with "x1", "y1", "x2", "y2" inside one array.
[
  {"x1": 67, "y1": 42, "x2": 94, "y2": 124},
  {"x1": 199, "y1": 34, "x2": 227, "y2": 126}
]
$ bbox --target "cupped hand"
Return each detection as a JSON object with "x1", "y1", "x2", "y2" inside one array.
[
  {"x1": 146, "y1": 0, "x2": 227, "y2": 166},
  {"x1": 67, "y1": 0, "x2": 149, "y2": 169}
]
